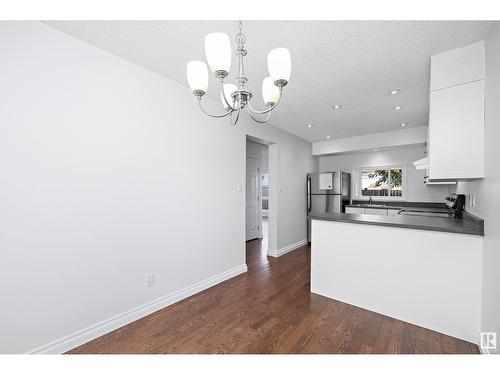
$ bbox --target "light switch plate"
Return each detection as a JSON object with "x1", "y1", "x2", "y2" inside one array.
[{"x1": 468, "y1": 194, "x2": 476, "y2": 207}]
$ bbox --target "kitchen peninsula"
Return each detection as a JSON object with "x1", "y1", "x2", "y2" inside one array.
[{"x1": 309, "y1": 208, "x2": 484, "y2": 344}]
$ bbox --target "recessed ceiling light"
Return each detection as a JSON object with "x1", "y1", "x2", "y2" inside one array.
[
  {"x1": 326, "y1": 135, "x2": 331, "y2": 140},
  {"x1": 332, "y1": 105, "x2": 342, "y2": 110},
  {"x1": 307, "y1": 124, "x2": 313, "y2": 128},
  {"x1": 389, "y1": 89, "x2": 401, "y2": 95},
  {"x1": 373, "y1": 148, "x2": 379, "y2": 151},
  {"x1": 393, "y1": 105, "x2": 403, "y2": 111},
  {"x1": 400, "y1": 122, "x2": 407, "y2": 127}
]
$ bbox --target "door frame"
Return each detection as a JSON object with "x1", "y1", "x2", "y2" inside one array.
[{"x1": 245, "y1": 155, "x2": 262, "y2": 240}]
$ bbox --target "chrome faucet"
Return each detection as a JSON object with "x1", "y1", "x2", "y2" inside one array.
[{"x1": 368, "y1": 196, "x2": 373, "y2": 205}]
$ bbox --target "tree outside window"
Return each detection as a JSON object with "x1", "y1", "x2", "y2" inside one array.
[{"x1": 361, "y1": 168, "x2": 403, "y2": 197}]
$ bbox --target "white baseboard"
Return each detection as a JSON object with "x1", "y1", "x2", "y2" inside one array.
[
  {"x1": 268, "y1": 239, "x2": 308, "y2": 258},
  {"x1": 479, "y1": 346, "x2": 495, "y2": 354},
  {"x1": 28, "y1": 264, "x2": 248, "y2": 354}
]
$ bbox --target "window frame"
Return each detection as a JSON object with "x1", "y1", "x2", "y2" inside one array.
[{"x1": 352, "y1": 164, "x2": 407, "y2": 201}]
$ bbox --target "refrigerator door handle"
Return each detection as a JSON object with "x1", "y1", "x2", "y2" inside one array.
[{"x1": 307, "y1": 177, "x2": 311, "y2": 212}]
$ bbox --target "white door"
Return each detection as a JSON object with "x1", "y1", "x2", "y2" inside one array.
[{"x1": 246, "y1": 156, "x2": 260, "y2": 241}]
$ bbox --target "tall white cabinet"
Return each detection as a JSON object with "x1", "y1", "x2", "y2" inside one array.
[{"x1": 428, "y1": 41, "x2": 485, "y2": 180}]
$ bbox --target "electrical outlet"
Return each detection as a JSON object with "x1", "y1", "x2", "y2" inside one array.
[{"x1": 145, "y1": 273, "x2": 154, "y2": 287}]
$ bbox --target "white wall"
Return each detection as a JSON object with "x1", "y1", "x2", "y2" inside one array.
[
  {"x1": 0, "y1": 22, "x2": 315, "y2": 353},
  {"x1": 456, "y1": 21, "x2": 500, "y2": 353},
  {"x1": 319, "y1": 145, "x2": 452, "y2": 202}
]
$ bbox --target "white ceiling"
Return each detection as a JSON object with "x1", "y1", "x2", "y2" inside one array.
[{"x1": 46, "y1": 21, "x2": 491, "y2": 142}]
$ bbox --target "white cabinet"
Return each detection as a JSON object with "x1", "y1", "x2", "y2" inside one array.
[
  {"x1": 430, "y1": 41, "x2": 484, "y2": 91},
  {"x1": 428, "y1": 42, "x2": 485, "y2": 180},
  {"x1": 346, "y1": 207, "x2": 365, "y2": 214},
  {"x1": 428, "y1": 80, "x2": 485, "y2": 179}
]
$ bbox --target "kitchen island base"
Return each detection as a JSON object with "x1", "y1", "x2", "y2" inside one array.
[{"x1": 311, "y1": 219, "x2": 483, "y2": 344}]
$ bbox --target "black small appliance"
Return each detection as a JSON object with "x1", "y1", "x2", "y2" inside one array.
[{"x1": 445, "y1": 194, "x2": 466, "y2": 219}]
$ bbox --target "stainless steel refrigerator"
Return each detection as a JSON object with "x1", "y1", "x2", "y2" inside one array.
[{"x1": 307, "y1": 171, "x2": 351, "y2": 243}]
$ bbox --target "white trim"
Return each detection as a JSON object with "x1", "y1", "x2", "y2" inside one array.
[
  {"x1": 268, "y1": 239, "x2": 308, "y2": 258},
  {"x1": 268, "y1": 143, "x2": 278, "y2": 254},
  {"x1": 479, "y1": 347, "x2": 489, "y2": 355},
  {"x1": 27, "y1": 264, "x2": 248, "y2": 354}
]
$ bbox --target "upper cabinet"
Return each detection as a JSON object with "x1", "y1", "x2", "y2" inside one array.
[
  {"x1": 428, "y1": 80, "x2": 485, "y2": 179},
  {"x1": 430, "y1": 41, "x2": 485, "y2": 91},
  {"x1": 428, "y1": 42, "x2": 485, "y2": 180}
]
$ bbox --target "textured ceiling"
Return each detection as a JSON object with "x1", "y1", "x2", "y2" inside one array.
[{"x1": 46, "y1": 21, "x2": 491, "y2": 142}]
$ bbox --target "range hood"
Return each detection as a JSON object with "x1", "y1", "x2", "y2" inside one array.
[
  {"x1": 413, "y1": 157, "x2": 456, "y2": 185},
  {"x1": 413, "y1": 157, "x2": 428, "y2": 170}
]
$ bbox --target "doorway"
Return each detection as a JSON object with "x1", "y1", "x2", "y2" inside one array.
[{"x1": 246, "y1": 138, "x2": 271, "y2": 260}]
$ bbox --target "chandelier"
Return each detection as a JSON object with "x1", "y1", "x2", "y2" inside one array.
[{"x1": 186, "y1": 21, "x2": 291, "y2": 125}]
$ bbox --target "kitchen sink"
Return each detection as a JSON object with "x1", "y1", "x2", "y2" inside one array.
[{"x1": 351, "y1": 204, "x2": 388, "y2": 208}]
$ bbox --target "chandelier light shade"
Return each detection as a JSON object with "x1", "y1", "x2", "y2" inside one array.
[
  {"x1": 267, "y1": 47, "x2": 291, "y2": 84},
  {"x1": 186, "y1": 60, "x2": 209, "y2": 95},
  {"x1": 221, "y1": 83, "x2": 238, "y2": 110},
  {"x1": 262, "y1": 77, "x2": 280, "y2": 105},
  {"x1": 186, "y1": 21, "x2": 291, "y2": 125},
  {"x1": 204, "y1": 32, "x2": 232, "y2": 76}
]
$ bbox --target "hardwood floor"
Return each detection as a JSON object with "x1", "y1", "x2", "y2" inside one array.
[{"x1": 67, "y1": 237, "x2": 479, "y2": 354}]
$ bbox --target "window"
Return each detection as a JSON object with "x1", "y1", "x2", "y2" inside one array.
[
  {"x1": 261, "y1": 174, "x2": 269, "y2": 187},
  {"x1": 355, "y1": 166, "x2": 405, "y2": 199}
]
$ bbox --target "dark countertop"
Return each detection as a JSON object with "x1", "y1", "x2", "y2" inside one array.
[{"x1": 309, "y1": 211, "x2": 484, "y2": 236}]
